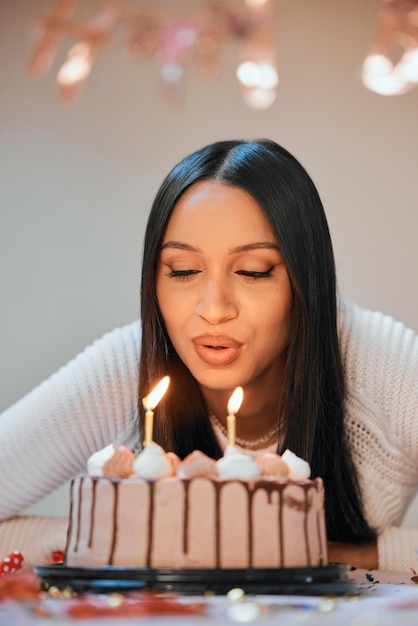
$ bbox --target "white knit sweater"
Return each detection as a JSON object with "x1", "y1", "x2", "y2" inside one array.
[{"x1": 0, "y1": 299, "x2": 417, "y2": 572}]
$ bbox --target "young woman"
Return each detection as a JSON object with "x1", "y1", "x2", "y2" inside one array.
[{"x1": 0, "y1": 139, "x2": 417, "y2": 573}]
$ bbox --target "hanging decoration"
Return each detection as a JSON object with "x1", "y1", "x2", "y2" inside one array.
[
  {"x1": 26, "y1": 0, "x2": 418, "y2": 108},
  {"x1": 361, "y1": 0, "x2": 418, "y2": 95},
  {"x1": 26, "y1": 0, "x2": 279, "y2": 109}
]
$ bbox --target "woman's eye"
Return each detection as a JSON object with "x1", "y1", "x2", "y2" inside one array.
[
  {"x1": 236, "y1": 266, "x2": 275, "y2": 280},
  {"x1": 166, "y1": 269, "x2": 200, "y2": 280}
]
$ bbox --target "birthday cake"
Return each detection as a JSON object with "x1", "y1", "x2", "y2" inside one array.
[{"x1": 65, "y1": 443, "x2": 328, "y2": 569}]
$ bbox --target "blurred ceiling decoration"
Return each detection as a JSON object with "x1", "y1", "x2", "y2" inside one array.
[
  {"x1": 26, "y1": 0, "x2": 418, "y2": 108},
  {"x1": 361, "y1": 0, "x2": 418, "y2": 95},
  {"x1": 26, "y1": 0, "x2": 279, "y2": 109}
]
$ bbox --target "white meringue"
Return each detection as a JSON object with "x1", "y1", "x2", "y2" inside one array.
[
  {"x1": 87, "y1": 443, "x2": 115, "y2": 477},
  {"x1": 132, "y1": 441, "x2": 172, "y2": 479},
  {"x1": 281, "y1": 449, "x2": 311, "y2": 479},
  {"x1": 216, "y1": 445, "x2": 261, "y2": 480}
]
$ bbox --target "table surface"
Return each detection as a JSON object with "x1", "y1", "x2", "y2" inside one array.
[{"x1": 2, "y1": 568, "x2": 418, "y2": 625}]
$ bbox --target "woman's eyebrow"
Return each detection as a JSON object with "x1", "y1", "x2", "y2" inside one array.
[
  {"x1": 160, "y1": 241, "x2": 202, "y2": 252},
  {"x1": 229, "y1": 242, "x2": 280, "y2": 253},
  {"x1": 160, "y1": 241, "x2": 280, "y2": 254}
]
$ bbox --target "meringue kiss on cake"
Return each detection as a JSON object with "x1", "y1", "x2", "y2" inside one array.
[
  {"x1": 65, "y1": 381, "x2": 327, "y2": 569},
  {"x1": 65, "y1": 442, "x2": 327, "y2": 569}
]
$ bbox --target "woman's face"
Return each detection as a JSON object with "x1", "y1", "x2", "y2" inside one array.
[{"x1": 156, "y1": 180, "x2": 293, "y2": 400}]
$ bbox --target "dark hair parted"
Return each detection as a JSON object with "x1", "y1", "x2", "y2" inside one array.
[{"x1": 139, "y1": 138, "x2": 376, "y2": 543}]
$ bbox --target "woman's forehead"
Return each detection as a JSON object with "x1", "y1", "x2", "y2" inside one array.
[{"x1": 163, "y1": 180, "x2": 276, "y2": 244}]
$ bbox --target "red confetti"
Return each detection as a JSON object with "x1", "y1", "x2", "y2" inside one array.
[
  {"x1": 0, "y1": 551, "x2": 24, "y2": 576},
  {"x1": 51, "y1": 550, "x2": 65, "y2": 563},
  {"x1": 65, "y1": 590, "x2": 207, "y2": 619}
]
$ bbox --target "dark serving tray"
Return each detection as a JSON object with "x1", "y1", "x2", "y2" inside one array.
[{"x1": 34, "y1": 563, "x2": 353, "y2": 596}]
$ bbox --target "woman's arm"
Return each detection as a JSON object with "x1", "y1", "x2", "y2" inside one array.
[
  {"x1": 0, "y1": 321, "x2": 141, "y2": 520},
  {"x1": 340, "y1": 299, "x2": 418, "y2": 573},
  {"x1": 328, "y1": 525, "x2": 418, "y2": 573},
  {"x1": 328, "y1": 541, "x2": 378, "y2": 569}
]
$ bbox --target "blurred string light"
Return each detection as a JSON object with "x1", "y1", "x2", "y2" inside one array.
[
  {"x1": 26, "y1": 0, "x2": 418, "y2": 108},
  {"x1": 26, "y1": 0, "x2": 279, "y2": 109},
  {"x1": 361, "y1": 0, "x2": 418, "y2": 95}
]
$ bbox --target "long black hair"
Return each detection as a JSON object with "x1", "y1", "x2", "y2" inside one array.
[{"x1": 138, "y1": 139, "x2": 376, "y2": 543}]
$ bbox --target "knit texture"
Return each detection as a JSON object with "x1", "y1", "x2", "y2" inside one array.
[
  {"x1": 0, "y1": 300, "x2": 417, "y2": 571},
  {"x1": 338, "y1": 299, "x2": 418, "y2": 572},
  {"x1": 0, "y1": 321, "x2": 141, "y2": 519}
]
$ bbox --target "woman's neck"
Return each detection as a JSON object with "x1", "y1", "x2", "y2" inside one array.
[{"x1": 201, "y1": 379, "x2": 282, "y2": 440}]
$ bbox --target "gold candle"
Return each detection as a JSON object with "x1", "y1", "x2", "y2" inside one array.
[
  {"x1": 144, "y1": 409, "x2": 154, "y2": 448},
  {"x1": 142, "y1": 375, "x2": 170, "y2": 446},
  {"x1": 226, "y1": 386, "x2": 243, "y2": 447}
]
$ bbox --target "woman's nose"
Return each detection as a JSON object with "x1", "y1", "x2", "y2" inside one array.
[{"x1": 195, "y1": 279, "x2": 238, "y2": 324}]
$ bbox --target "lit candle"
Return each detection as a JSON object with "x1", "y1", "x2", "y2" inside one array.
[
  {"x1": 142, "y1": 376, "x2": 170, "y2": 446},
  {"x1": 226, "y1": 386, "x2": 244, "y2": 446}
]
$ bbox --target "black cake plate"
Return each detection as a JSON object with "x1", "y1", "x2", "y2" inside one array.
[{"x1": 34, "y1": 563, "x2": 353, "y2": 596}]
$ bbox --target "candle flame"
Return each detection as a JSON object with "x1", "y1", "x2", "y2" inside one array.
[
  {"x1": 143, "y1": 376, "x2": 170, "y2": 410},
  {"x1": 227, "y1": 386, "x2": 243, "y2": 415}
]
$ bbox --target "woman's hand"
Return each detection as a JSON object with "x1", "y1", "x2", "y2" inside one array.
[{"x1": 327, "y1": 541, "x2": 378, "y2": 569}]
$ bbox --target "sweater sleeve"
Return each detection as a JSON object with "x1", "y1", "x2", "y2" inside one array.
[
  {"x1": 378, "y1": 526, "x2": 418, "y2": 573},
  {"x1": 340, "y1": 299, "x2": 418, "y2": 573},
  {"x1": 0, "y1": 321, "x2": 141, "y2": 521}
]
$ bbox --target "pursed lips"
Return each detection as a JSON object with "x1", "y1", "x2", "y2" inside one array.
[
  {"x1": 191, "y1": 334, "x2": 243, "y2": 366},
  {"x1": 191, "y1": 334, "x2": 243, "y2": 349}
]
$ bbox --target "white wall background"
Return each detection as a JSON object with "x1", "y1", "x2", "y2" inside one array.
[{"x1": 0, "y1": 1, "x2": 417, "y2": 521}]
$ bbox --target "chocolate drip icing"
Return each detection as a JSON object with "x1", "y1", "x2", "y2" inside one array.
[
  {"x1": 74, "y1": 478, "x2": 83, "y2": 553},
  {"x1": 88, "y1": 479, "x2": 97, "y2": 548},
  {"x1": 214, "y1": 482, "x2": 221, "y2": 568},
  {"x1": 109, "y1": 481, "x2": 119, "y2": 565},
  {"x1": 278, "y1": 487, "x2": 284, "y2": 566},
  {"x1": 179, "y1": 479, "x2": 315, "y2": 569},
  {"x1": 183, "y1": 480, "x2": 190, "y2": 555},
  {"x1": 181, "y1": 480, "x2": 222, "y2": 565},
  {"x1": 247, "y1": 488, "x2": 254, "y2": 567},
  {"x1": 315, "y1": 480, "x2": 325, "y2": 565},
  {"x1": 67, "y1": 475, "x2": 323, "y2": 569},
  {"x1": 239, "y1": 480, "x2": 313, "y2": 568},
  {"x1": 303, "y1": 488, "x2": 311, "y2": 566},
  {"x1": 65, "y1": 481, "x2": 75, "y2": 562},
  {"x1": 146, "y1": 482, "x2": 155, "y2": 567},
  {"x1": 251, "y1": 481, "x2": 287, "y2": 567}
]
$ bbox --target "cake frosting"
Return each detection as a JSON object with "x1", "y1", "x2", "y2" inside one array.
[
  {"x1": 132, "y1": 442, "x2": 173, "y2": 479},
  {"x1": 281, "y1": 449, "x2": 311, "y2": 479},
  {"x1": 87, "y1": 444, "x2": 115, "y2": 477},
  {"x1": 216, "y1": 445, "x2": 261, "y2": 480},
  {"x1": 65, "y1": 443, "x2": 328, "y2": 570}
]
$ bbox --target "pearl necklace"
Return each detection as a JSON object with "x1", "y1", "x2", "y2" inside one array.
[{"x1": 208, "y1": 411, "x2": 279, "y2": 450}]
